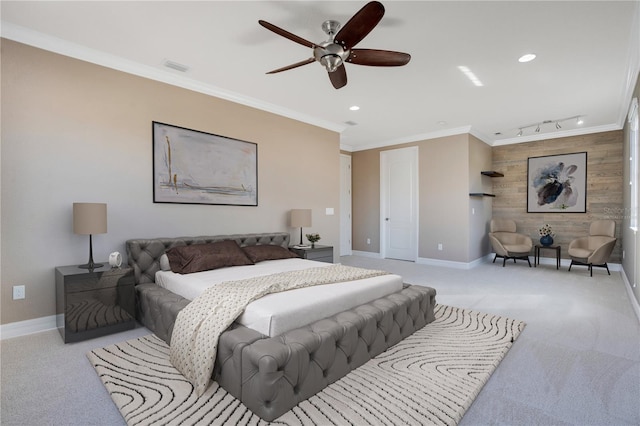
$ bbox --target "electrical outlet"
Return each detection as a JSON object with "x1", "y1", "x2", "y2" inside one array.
[
  {"x1": 366, "y1": 238, "x2": 371, "y2": 245},
  {"x1": 13, "y1": 285, "x2": 25, "y2": 300},
  {"x1": 438, "y1": 243, "x2": 443, "y2": 251},
  {"x1": 472, "y1": 208, "x2": 475, "y2": 215}
]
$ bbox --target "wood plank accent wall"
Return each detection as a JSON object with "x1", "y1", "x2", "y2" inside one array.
[{"x1": 492, "y1": 130, "x2": 624, "y2": 262}]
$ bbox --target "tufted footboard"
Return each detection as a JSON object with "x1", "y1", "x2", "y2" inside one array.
[{"x1": 217, "y1": 285, "x2": 436, "y2": 421}]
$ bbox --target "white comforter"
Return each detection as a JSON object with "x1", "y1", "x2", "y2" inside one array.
[{"x1": 156, "y1": 258, "x2": 404, "y2": 336}]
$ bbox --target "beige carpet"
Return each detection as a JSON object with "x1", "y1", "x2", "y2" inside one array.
[{"x1": 88, "y1": 305, "x2": 525, "y2": 425}]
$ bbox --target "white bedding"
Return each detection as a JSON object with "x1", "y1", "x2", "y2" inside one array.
[{"x1": 156, "y1": 258, "x2": 403, "y2": 336}]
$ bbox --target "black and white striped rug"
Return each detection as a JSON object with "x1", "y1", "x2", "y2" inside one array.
[{"x1": 88, "y1": 305, "x2": 525, "y2": 425}]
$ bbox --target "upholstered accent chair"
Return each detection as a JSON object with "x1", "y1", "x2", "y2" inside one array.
[
  {"x1": 489, "y1": 219, "x2": 533, "y2": 267},
  {"x1": 568, "y1": 220, "x2": 616, "y2": 276}
]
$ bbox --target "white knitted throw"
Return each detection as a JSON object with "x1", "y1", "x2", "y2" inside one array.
[{"x1": 169, "y1": 264, "x2": 388, "y2": 395}]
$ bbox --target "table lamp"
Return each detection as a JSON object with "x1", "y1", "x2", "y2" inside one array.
[
  {"x1": 290, "y1": 209, "x2": 311, "y2": 245},
  {"x1": 73, "y1": 202, "x2": 107, "y2": 269}
]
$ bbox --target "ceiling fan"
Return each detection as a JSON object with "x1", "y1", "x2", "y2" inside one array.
[{"x1": 259, "y1": 1, "x2": 411, "y2": 89}]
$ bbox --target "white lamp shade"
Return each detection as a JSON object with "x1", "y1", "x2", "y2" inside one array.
[
  {"x1": 290, "y1": 209, "x2": 312, "y2": 228},
  {"x1": 73, "y1": 203, "x2": 107, "y2": 235}
]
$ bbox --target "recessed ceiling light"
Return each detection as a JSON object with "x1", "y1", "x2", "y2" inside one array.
[
  {"x1": 457, "y1": 66, "x2": 484, "y2": 87},
  {"x1": 349, "y1": 105, "x2": 360, "y2": 111},
  {"x1": 518, "y1": 53, "x2": 536, "y2": 63}
]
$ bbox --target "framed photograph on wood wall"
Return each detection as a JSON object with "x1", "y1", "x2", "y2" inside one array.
[
  {"x1": 527, "y1": 152, "x2": 587, "y2": 213},
  {"x1": 152, "y1": 121, "x2": 258, "y2": 206}
]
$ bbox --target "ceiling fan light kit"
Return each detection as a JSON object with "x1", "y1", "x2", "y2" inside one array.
[{"x1": 259, "y1": 1, "x2": 411, "y2": 89}]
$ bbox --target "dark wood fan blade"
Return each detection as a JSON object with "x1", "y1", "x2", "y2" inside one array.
[
  {"x1": 334, "y1": 1, "x2": 385, "y2": 50},
  {"x1": 328, "y1": 64, "x2": 347, "y2": 89},
  {"x1": 266, "y1": 58, "x2": 316, "y2": 74},
  {"x1": 347, "y1": 49, "x2": 411, "y2": 66},
  {"x1": 259, "y1": 20, "x2": 316, "y2": 49}
]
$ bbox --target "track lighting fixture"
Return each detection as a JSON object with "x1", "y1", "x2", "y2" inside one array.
[{"x1": 515, "y1": 115, "x2": 584, "y2": 137}]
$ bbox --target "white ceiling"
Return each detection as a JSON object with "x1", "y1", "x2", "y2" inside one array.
[{"x1": 2, "y1": 1, "x2": 639, "y2": 151}]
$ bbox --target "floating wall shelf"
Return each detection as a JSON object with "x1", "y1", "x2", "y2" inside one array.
[
  {"x1": 469, "y1": 193, "x2": 496, "y2": 197},
  {"x1": 470, "y1": 171, "x2": 503, "y2": 197},
  {"x1": 480, "y1": 171, "x2": 504, "y2": 177}
]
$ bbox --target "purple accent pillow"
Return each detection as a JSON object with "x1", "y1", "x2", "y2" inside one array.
[
  {"x1": 242, "y1": 244, "x2": 299, "y2": 263},
  {"x1": 166, "y1": 240, "x2": 253, "y2": 274}
]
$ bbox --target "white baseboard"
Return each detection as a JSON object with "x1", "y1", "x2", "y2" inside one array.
[
  {"x1": 620, "y1": 268, "x2": 640, "y2": 324},
  {"x1": 350, "y1": 250, "x2": 383, "y2": 259},
  {"x1": 416, "y1": 256, "x2": 487, "y2": 270},
  {"x1": 0, "y1": 315, "x2": 59, "y2": 340}
]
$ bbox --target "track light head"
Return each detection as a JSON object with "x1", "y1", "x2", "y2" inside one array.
[{"x1": 555, "y1": 122, "x2": 562, "y2": 129}]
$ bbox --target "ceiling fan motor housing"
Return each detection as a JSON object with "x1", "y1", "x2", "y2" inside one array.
[{"x1": 314, "y1": 42, "x2": 350, "y2": 72}]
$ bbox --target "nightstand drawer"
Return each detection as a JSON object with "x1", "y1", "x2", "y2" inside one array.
[
  {"x1": 290, "y1": 245, "x2": 333, "y2": 263},
  {"x1": 60, "y1": 267, "x2": 134, "y2": 293}
]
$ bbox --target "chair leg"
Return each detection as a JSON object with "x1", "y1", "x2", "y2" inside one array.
[
  {"x1": 590, "y1": 264, "x2": 593, "y2": 277},
  {"x1": 568, "y1": 260, "x2": 573, "y2": 272},
  {"x1": 503, "y1": 257, "x2": 506, "y2": 267},
  {"x1": 526, "y1": 257, "x2": 531, "y2": 267},
  {"x1": 493, "y1": 254, "x2": 497, "y2": 263},
  {"x1": 605, "y1": 263, "x2": 610, "y2": 275}
]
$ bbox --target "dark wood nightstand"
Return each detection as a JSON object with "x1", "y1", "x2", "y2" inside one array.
[
  {"x1": 55, "y1": 264, "x2": 136, "y2": 343},
  {"x1": 290, "y1": 245, "x2": 334, "y2": 263}
]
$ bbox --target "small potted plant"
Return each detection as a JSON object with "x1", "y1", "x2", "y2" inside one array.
[
  {"x1": 538, "y1": 224, "x2": 555, "y2": 246},
  {"x1": 305, "y1": 233, "x2": 321, "y2": 248}
]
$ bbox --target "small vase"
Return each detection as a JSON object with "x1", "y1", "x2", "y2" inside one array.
[
  {"x1": 540, "y1": 235, "x2": 553, "y2": 246},
  {"x1": 311, "y1": 243, "x2": 315, "y2": 248}
]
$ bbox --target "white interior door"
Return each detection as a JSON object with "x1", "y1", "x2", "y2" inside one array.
[
  {"x1": 340, "y1": 154, "x2": 352, "y2": 256},
  {"x1": 381, "y1": 147, "x2": 418, "y2": 261}
]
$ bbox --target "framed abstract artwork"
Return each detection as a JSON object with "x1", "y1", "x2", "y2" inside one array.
[
  {"x1": 152, "y1": 121, "x2": 258, "y2": 206},
  {"x1": 527, "y1": 152, "x2": 587, "y2": 213}
]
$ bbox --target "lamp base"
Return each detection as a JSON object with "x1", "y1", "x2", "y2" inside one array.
[
  {"x1": 79, "y1": 234, "x2": 102, "y2": 269},
  {"x1": 78, "y1": 262, "x2": 104, "y2": 270}
]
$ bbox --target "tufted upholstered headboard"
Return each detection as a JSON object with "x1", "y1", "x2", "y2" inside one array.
[{"x1": 126, "y1": 232, "x2": 290, "y2": 285}]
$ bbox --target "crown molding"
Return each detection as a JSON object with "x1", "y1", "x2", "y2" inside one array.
[
  {"x1": 0, "y1": 21, "x2": 347, "y2": 135},
  {"x1": 349, "y1": 126, "x2": 473, "y2": 152}
]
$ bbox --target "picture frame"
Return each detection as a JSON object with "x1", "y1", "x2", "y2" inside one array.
[
  {"x1": 527, "y1": 152, "x2": 587, "y2": 213},
  {"x1": 152, "y1": 121, "x2": 257, "y2": 206}
]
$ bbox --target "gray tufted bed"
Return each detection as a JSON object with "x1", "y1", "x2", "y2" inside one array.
[{"x1": 126, "y1": 232, "x2": 437, "y2": 421}]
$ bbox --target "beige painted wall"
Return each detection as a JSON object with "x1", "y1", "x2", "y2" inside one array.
[
  {"x1": 352, "y1": 134, "x2": 489, "y2": 263},
  {"x1": 419, "y1": 135, "x2": 470, "y2": 262},
  {"x1": 352, "y1": 148, "x2": 381, "y2": 252},
  {"x1": 492, "y1": 131, "x2": 624, "y2": 262},
  {"x1": 1, "y1": 40, "x2": 340, "y2": 325}
]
